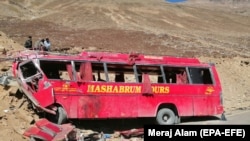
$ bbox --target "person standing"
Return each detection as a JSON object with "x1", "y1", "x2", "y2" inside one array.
[
  {"x1": 24, "y1": 36, "x2": 32, "y2": 49},
  {"x1": 44, "y1": 38, "x2": 51, "y2": 51},
  {"x1": 34, "y1": 38, "x2": 45, "y2": 50}
]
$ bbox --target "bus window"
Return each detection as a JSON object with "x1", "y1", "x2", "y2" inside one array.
[
  {"x1": 136, "y1": 65, "x2": 163, "y2": 83},
  {"x1": 59, "y1": 70, "x2": 71, "y2": 80},
  {"x1": 188, "y1": 67, "x2": 213, "y2": 84},
  {"x1": 40, "y1": 60, "x2": 71, "y2": 80},
  {"x1": 74, "y1": 62, "x2": 93, "y2": 81},
  {"x1": 20, "y1": 61, "x2": 42, "y2": 92},
  {"x1": 106, "y1": 64, "x2": 136, "y2": 83},
  {"x1": 75, "y1": 62, "x2": 106, "y2": 82},
  {"x1": 91, "y1": 63, "x2": 106, "y2": 81},
  {"x1": 20, "y1": 61, "x2": 39, "y2": 79},
  {"x1": 163, "y1": 66, "x2": 187, "y2": 84}
]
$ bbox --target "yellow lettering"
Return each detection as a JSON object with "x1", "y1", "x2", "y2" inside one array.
[
  {"x1": 87, "y1": 85, "x2": 169, "y2": 94},
  {"x1": 159, "y1": 86, "x2": 165, "y2": 93},
  {"x1": 101, "y1": 85, "x2": 106, "y2": 92},
  {"x1": 134, "y1": 86, "x2": 141, "y2": 93},
  {"x1": 124, "y1": 86, "x2": 130, "y2": 93},
  {"x1": 106, "y1": 85, "x2": 113, "y2": 93},
  {"x1": 87, "y1": 85, "x2": 94, "y2": 92},
  {"x1": 129, "y1": 86, "x2": 134, "y2": 93},
  {"x1": 151, "y1": 86, "x2": 170, "y2": 94},
  {"x1": 164, "y1": 86, "x2": 170, "y2": 93},
  {"x1": 94, "y1": 85, "x2": 100, "y2": 92},
  {"x1": 152, "y1": 87, "x2": 156, "y2": 93},
  {"x1": 119, "y1": 86, "x2": 125, "y2": 93},
  {"x1": 113, "y1": 86, "x2": 118, "y2": 93}
]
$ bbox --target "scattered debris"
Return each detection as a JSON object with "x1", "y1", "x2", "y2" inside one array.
[
  {"x1": 119, "y1": 128, "x2": 144, "y2": 139},
  {"x1": 23, "y1": 118, "x2": 75, "y2": 141},
  {"x1": 23, "y1": 118, "x2": 145, "y2": 141},
  {"x1": 0, "y1": 71, "x2": 16, "y2": 87}
]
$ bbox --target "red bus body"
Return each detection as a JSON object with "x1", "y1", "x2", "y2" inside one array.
[{"x1": 13, "y1": 50, "x2": 224, "y2": 125}]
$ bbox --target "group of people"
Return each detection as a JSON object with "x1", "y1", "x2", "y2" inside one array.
[{"x1": 24, "y1": 36, "x2": 51, "y2": 51}]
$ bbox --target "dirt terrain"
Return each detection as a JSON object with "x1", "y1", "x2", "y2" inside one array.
[{"x1": 0, "y1": 0, "x2": 249, "y2": 140}]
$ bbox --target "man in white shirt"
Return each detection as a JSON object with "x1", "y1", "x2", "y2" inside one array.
[{"x1": 44, "y1": 38, "x2": 51, "y2": 51}]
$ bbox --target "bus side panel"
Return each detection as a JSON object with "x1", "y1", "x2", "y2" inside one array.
[
  {"x1": 74, "y1": 95, "x2": 138, "y2": 119},
  {"x1": 138, "y1": 84, "x2": 223, "y2": 118},
  {"x1": 138, "y1": 84, "x2": 195, "y2": 117},
  {"x1": 211, "y1": 66, "x2": 224, "y2": 114},
  {"x1": 51, "y1": 80, "x2": 81, "y2": 119},
  {"x1": 100, "y1": 95, "x2": 138, "y2": 118},
  {"x1": 138, "y1": 95, "x2": 194, "y2": 117},
  {"x1": 207, "y1": 95, "x2": 223, "y2": 114},
  {"x1": 193, "y1": 94, "x2": 222, "y2": 115},
  {"x1": 192, "y1": 66, "x2": 224, "y2": 116},
  {"x1": 169, "y1": 84, "x2": 223, "y2": 116},
  {"x1": 54, "y1": 82, "x2": 101, "y2": 119},
  {"x1": 192, "y1": 85, "x2": 223, "y2": 116},
  {"x1": 69, "y1": 82, "x2": 138, "y2": 119},
  {"x1": 76, "y1": 94, "x2": 102, "y2": 118},
  {"x1": 33, "y1": 86, "x2": 54, "y2": 108}
]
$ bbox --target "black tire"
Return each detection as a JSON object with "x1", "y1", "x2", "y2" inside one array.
[
  {"x1": 156, "y1": 108, "x2": 176, "y2": 125},
  {"x1": 30, "y1": 136, "x2": 45, "y2": 141},
  {"x1": 56, "y1": 106, "x2": 67, "y2": 124}
]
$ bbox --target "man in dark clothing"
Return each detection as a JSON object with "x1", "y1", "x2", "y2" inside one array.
[{"x1": 24, "y1": 36, "x2": 32, "y2": 49}]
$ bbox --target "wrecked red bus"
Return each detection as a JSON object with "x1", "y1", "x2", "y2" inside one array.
[{"x1": 12, "y1": 50, "x2": 224, "y2": 125}]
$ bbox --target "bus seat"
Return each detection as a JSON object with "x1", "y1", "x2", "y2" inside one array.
[
  {"x1": 66, "y1": 64, "x2": 74, "y2": 80},
  {"x1": 79, "y1": 62, "x2": 93, "y2": 82},
  {"x1": 176, "y1": 71, "x2": 187, "y2": 84},
  {"x1": 142, "y1": 73, "x2": 153, "y2": 95}
]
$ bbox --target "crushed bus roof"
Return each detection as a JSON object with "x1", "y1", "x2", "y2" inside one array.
[{"x1": 16, "y1": 50, "x2": 201, "y2": 65}]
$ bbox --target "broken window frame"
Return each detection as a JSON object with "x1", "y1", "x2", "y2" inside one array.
[
  {"x1": 105, "y1": 63, "x2": 136, "y2": 83},
  {"x1": 18, "y1": 60, "x2": 44, "y2": 92},
  {"x1": 134, "y1": 64, "x2": 165, "y2": 83},
  {"x1": 161, "y1": 65, "x2": 189, "y2": 84},
  {"x1": 39, "y1": 60, "x2": 73, "y2": 81},
  {"x1": 188, "y1": 67, "x2": 214, "y2": 85}
]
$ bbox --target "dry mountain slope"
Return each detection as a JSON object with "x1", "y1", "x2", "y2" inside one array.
[{"x1": 0, "y1": 0, "x2": 249, "y2": 57}]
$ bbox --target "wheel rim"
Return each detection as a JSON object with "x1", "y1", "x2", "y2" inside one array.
[
  {"x1": 157, "y1": 108, "x2": 176, "y2": 125},
  {"x1": 162, "y1": 114, "x2": 169, "y2": 122}
]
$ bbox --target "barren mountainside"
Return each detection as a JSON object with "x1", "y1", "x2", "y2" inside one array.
[{"x1": 0, "y1": 0, "x2": 249, "y2": 57}]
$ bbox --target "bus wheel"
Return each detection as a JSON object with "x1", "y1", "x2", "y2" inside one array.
[
  {"x1": 55, "y1": 106, "x2": 67, "y2": 124},
  {"x1": 156, "y1": 108, "x2": 176, "y2": 125}
]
